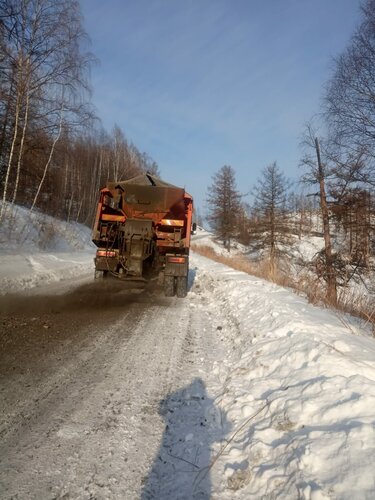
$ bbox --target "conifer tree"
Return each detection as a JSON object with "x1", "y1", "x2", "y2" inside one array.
[
  {"x1": 206, "y1": 165, "x2": 241, "y2": 251},
  {"x1": 252, "y1": 162, "x2": 290, "y2": 268}
]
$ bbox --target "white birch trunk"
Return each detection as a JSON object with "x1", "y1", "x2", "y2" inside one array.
[
  {"x1": 12, "y1": 90, "x2": 30, "y2": 205},
  {"x1": 31, "y1": 106, "x2": 64, "y2": 212},
  {"x1": 0, "y1": 91, "x2": 21, "y2": 222}
]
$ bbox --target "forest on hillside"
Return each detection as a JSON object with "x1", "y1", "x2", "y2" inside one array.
[
  {"x1": 0, "y1": 0, "x2": 158, "y2": 227},
  {"x1": 205, "y1": 0, "x2": 375, "y2": 319}
]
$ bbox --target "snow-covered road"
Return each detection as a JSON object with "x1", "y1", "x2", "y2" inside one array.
[
  {"x1": 1, "y1": 252, "x2": 375, "y2": 499},
  {"x1": 0, "y1": 267, "x2": 227, "y2": 499}
]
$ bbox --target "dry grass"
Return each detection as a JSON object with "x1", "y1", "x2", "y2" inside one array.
[
  {"x1": 337, "y1": 288, "x2": 375, "y2": 333},
  {"x1": 191, "y1": 244, "x2": 375, "y2": 334},
  {"x1": 191, "y1": 245, "x2": 287, "y2": 285}
]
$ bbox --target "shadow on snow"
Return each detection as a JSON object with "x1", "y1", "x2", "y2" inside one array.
[{"x1": 142, "y1": 377, "x2": 230, "y2": 500}]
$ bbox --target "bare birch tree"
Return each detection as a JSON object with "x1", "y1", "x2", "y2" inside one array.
[{"x1": 0, "y1": 0, "x2": 93, "y2": 220}]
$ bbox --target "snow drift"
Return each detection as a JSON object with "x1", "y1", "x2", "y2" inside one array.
[{"x1": 190, "y1": 253, "x2": 375, "y2": 499}]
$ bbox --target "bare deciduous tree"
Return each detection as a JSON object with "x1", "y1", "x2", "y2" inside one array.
[
  {"x1": 300, "y1": 125, "x2": 338, "y2": 305},
  {"x1": 324, "y1": 0, "x2": 375, "y2": 187},
  {"x1": 0, "y1": 0, "x2": 93, "y2": 220}
]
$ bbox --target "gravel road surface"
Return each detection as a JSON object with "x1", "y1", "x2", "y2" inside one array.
[{"x1": 0, "y1": 274, "x2": 223, "y2": 499}]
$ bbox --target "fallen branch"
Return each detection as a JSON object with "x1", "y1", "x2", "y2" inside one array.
[
  {"x1": 193, "y1": 385, "x2": 290, "y2": 490},
  {"x1": 167, "y1": 452, "x2": 199, "y2": 469}
]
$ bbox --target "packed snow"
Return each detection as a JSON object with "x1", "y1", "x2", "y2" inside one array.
[
  {"x1": 189, "y1": 254, "x2": 375, "y2": 499},
  {"x1": 192, "y1": 226, "x2": 245, "y2": 255},
  {"x1": 1, "y1": 209, "x2": 375, "y2": 499}
]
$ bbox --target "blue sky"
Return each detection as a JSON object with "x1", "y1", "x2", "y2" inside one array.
[{"x1": 80, "y1": 0, "x2": 362, "y2": 212}]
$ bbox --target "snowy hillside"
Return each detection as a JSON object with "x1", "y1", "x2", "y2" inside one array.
[
  {"x1": 0, "y1": 204, "x2": 95, "y2": 294},
  {"x1": 192, "y1": 226, "x2": 246, "y2": 255},
  {"x1": 192, "y1": 223, "x2": 375, "y2": 325}
]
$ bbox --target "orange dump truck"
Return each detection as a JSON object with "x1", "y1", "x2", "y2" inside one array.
[{"x1": 92, "y1": 173, "x2": 194, "y2": 297}]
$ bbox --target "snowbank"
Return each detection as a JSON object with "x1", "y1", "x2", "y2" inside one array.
[
  {"x1": 0, "y1": 204, "x2": 95, "y2": 294},
  {"x1": 190, "y1": 253, "x2": 375, "y2": 499},
  {"x1": 0, "y1": 252, "x2": 94, "y2": 294}
]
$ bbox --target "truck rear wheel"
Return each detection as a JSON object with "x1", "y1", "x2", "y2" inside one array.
[
  {"x1": 164, "y1": 276, "x2": 175, "y2": 297},
  {"x1": 176, "y1": 276, "x2": 188, "y2": 298},
  {"x1": 95, "y1": 270, "x2": 108, "y2": 279}
]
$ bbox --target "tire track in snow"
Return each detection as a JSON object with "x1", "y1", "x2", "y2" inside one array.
[{"x1": 0, "y1": 291, "x2": 193, "y2": 499}]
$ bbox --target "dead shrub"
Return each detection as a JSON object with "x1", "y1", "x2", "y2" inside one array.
[{"x1": 191, "y1": 244, "x2": 293, "y2": 287}]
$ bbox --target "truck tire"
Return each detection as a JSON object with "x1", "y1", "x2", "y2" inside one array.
[
  {"x1": 95, "y1": 270, "x2": 108, "y2": 279},
  {"x1": 164, "y1": 276, "x2": 175, "y2": 297},
  {"x1": 176, "y1": 276, "x2": 188, "y2": 298}
]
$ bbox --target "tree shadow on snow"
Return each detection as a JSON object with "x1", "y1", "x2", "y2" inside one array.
[{"x1": 141, "y1": 377, "x2": 229, "y2": 499}]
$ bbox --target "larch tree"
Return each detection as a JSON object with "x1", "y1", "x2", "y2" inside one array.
[
  {"x1": 252, "y1": 162, "x2": 290, "y2": 270},
  {"x1": 206, "y1": 165, "x2": 241, "y2": 251}
]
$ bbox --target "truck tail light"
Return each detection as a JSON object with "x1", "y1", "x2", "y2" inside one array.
[
  {"x1": 167, "y1": 256, "x2": 186, "y2": 264},
  {"x1": 97, "y1": 250, "x2": 116, "y2": 258},
  {"x1": 161, "y1": 219, "x2": 184, "y2": 227}
]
